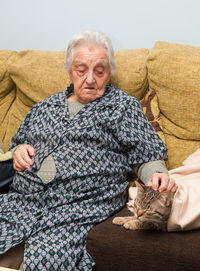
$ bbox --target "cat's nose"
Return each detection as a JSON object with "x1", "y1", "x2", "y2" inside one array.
[{"x1": 137, "y1": 210, "x2": 144, "y2": 217}]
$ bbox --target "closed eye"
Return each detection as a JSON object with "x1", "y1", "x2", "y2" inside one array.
[
  {"x1": 95, "y1": 66, "x2": 105, "y2": 76},
  {"x1": 77, "y1": 70, "x2": 86, "y2": 76},
  {"x1": 155, "y1": 210, "x2": 163, "y2": 216}
]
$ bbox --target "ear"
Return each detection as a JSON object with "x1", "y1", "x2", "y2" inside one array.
[
  {"x1": 158, "y1": 191, "x2": 174, "y2": 207},
  {"x1": 128, "y1": 187, "x2": 138, "y2": 201},
  {"x1": 69, "y1": 70, "x2": 73, "y2": 82},
  {"x1": 135, "y1": 181, "x2": 146, "y2": 192}
]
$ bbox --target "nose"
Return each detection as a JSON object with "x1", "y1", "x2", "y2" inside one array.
[
  {"x1": 137, "y1": 209, "x2": 144, "y2": 217},
  {"x1": 86, "y1": 71, "x2": 95, "y2": 85}
]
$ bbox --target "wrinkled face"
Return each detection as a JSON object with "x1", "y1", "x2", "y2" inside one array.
[{"x1": 68, "y1": 45, "x2": 111, "y2": 104}]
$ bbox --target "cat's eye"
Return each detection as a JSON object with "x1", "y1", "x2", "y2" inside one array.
[{"x1": 156, "y1": 210, "x2": 163, "y2": 216}]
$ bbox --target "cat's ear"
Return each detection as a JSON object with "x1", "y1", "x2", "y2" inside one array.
[
  {"x1": 129, "y1": 187, "x2": 138, "y2": 201},
  {"x1": 166, "y1": 192, "x2": 174, "y2": 207},
  {"x1": 159, "y1": 191, "x2": 174, "y2": 207},
  {"x1": 134, "y1": 181, "x2": 145, "y2": 191}
]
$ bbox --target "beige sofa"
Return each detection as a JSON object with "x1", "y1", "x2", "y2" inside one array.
[
  {"x1": 1, "y1": 41, "x2": 200, "y2": 270},
  {"x1": 1, "y1": 41, "x2": 200, "y2": 169}
]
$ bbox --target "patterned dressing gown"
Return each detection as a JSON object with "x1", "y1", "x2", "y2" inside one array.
[{"x1": 0, "y1": 85, "x2": 167, "y2": 270}]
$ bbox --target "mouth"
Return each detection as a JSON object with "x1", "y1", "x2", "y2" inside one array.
[{"x1": 84, "y1": 87, "x2": 96, "y2": 90}]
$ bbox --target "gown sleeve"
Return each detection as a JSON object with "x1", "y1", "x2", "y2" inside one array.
[{"x1": 117, "y1": 98, "x2": 168, "y2": 166}]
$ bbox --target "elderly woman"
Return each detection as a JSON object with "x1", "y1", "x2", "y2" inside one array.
[{"x1": 0, "y1": 31, "x2": 176, "y2": 270}]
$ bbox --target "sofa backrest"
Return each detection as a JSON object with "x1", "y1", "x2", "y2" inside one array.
[
  {"x1": 147, "y1": 41, "x2": 200, "y2": 169},
  {"x1": 0, "y1": 50, "x2": 17, "y2": 148}
]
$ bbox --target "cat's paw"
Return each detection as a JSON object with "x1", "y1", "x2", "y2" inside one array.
[
  {"x1": 123, "y1": 221, "x2": 138, "y2": 230},
  {"x1": 112, "y1": 217, "x2": 126, "y2": 225}
]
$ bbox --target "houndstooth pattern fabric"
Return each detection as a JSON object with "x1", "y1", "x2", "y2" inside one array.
[{"x1": 0, "y1": 84, "x2": 167, "y2": 270}]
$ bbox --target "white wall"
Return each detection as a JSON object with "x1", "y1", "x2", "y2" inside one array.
[{"x1": 0, "y1": 0, "x2": 200, "y2": 51}]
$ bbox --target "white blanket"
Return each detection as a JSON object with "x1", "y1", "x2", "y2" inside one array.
[{"x1": 168, "y1": 148, "x2": 200, "y2": 231}]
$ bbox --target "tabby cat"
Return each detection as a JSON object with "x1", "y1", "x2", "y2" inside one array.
[{"x1": 113, "y1": 181, "x2": 174, "y2": 231}]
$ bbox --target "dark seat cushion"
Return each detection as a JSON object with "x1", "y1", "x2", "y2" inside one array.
[
  {"x1": 87, "y1": 207, "x2": 200, "y2": 271},
  {"x1": 0, "y1": 160, "x2": 15, "y2": 194}
]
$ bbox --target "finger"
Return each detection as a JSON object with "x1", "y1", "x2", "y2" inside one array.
[
  {"x1": 13, "y1": 154, "x2": 29, "y2": 171},
  {"x1": 171, "y1": 184, "x2": 178, "y2": 193},
  {"x1": 151, "y1": 174, "x2": 160, "y2": 191},
  {"x1": 20, "y1": 149, "x2": 33, "y2": 166},
  {"x1": 158, "y1": 174, "x2": 169, "y2": 192},
  {"x1": 146, "y1": 178, "x2": 152, "y2": 187},
  {"x1": 13, "y1": 161, "x2": 18, "y2": 171},
  {"x1": 14, "y1": 164, "x2": 23, "y2": 172},
  {"x1": 13, "y1": 160, "x2": 24, "y2": 171},
  {"x1": 167, "y1": 178, "x2": 176, "y2": 191},
  {"x1": 15, "y1": 155, "x2": 30, "y2": 170},
  {"x1": 14, "y1": 149, "x2": 31, "y2": 168},
  {"x1": 27, "y1": 145, "x2": 35, "y2": 157}
]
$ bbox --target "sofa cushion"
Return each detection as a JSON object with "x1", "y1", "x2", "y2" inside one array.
[
  {"x1": 111, "y1": 49, "x2": 149, "y2": 100},
  {"x1": 147, "y1": 41, "x2": 200, "y2": 169},
  {"x1": 87, "y1": 207, "x2": 200, "y2": 271},
  {"x1": 0, "y1": 51, "x2": 17, "y2": 146}
]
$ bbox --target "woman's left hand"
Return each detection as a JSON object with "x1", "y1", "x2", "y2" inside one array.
[{"x1": 146, "y1": 173, "x2": 177, "y2": 192}]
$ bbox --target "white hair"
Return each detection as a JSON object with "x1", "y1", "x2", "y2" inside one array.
[{"x1": 64, "y1": 30, "x2": 116, "y2": 76}]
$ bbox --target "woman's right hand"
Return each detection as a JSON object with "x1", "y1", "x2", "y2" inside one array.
[{"x1": 13, "y1": 144, "x2": 35, "y2": 171}]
